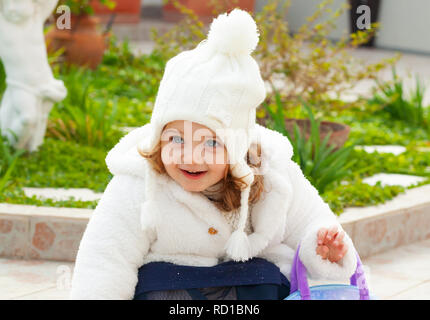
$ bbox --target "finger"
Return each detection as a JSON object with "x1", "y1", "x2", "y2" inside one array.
[
  {"x1": 333, "y1": 231, "x2": 345, "y2": 247},
  {"x1": 332, "y1": 230, "x2": 344, "y2": 246},
  {"x1": 317, "y1": 227, "x2": 327, "y2": 237},
  {"x1": 317, "y1": 228, "x2": 328, "y2": 245},
  {"x1": 326, "y1": 225, "x2": 339, "y2": 242},
  {"x1": 330, "y1": 225, "x2": 339, "y2": 238}
]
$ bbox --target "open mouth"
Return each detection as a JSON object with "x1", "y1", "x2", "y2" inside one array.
[{"x1": 180, "y1": 169, "x2": 207, "y2": 178}]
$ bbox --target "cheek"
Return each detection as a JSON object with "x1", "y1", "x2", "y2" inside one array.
[
  {"x1": 208, "y1": 164, "x2": 228, "y2": 179},
  {"x1": 204, "y1": 146, "x2": 228, "y2": 164},
  {"x1": 163, "y1": 164, "x2": 182, "y2": 183},
  {"x1": 160, "y1": 147, "x2": 175, "y2": 173},
  {"x1": 161, "y1": 143, "x2": 182, "y2": 165}
]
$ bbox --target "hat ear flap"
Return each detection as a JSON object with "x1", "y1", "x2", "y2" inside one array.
[{"x1": 231, "y1": 162, "x2": 255, "y2": 188}]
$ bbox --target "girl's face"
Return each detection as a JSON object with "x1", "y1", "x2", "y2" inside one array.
[{"x1": 160, "y1": 120, "x2": 228, "y2": 192}]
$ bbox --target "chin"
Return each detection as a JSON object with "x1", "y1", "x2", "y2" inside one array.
[
  {"x1": 178, "y1": 181, "x2": 206, "y2": 193},
  {"x1": 182, "y1": 185, "x2": 205, "y2": 193}
]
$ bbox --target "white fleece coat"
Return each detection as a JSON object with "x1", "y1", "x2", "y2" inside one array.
[{"x1": 70, "y1": 123, "x2": 357, "y2": 299}]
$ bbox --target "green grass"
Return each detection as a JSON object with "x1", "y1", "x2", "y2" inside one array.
[
  {"x1": 319, "y1": 98, "x2": 430, "y2": 214},
  {"x1": 0, "y1": 137, "x2": 111, "y2": 209},
  {"x1": 329, "y1": 103, "x2": 430, "y2": 146},
  {"x1": 322, "y1": 145, "x2": 430, "y2": 214},
  {"x1": 0, "y1": 129, "x2": 27, "y2": 193},
  {"x1": 11, "y1": 138, "x2": 112, "y2": 192},
  {"x1": 322, "y1": 182, "x2": 406, "y2": 215}
]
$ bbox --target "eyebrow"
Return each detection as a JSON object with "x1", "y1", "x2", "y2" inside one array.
[
  {"x1": 164, "y1": 128, "x2": 183, "y2": 133},
  {"x1": 164, "y1": 128, "x2": 216, "y2": 138}
]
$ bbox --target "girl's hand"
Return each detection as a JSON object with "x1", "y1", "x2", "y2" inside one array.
[{"x1": 316, "y1": 225, "x2": 348, "y2": 263}]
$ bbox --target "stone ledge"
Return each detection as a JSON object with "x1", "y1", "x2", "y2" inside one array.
[
  {"x1": 0, "y1": 204, "x2": 91, "y2": 262},
  {"x1": 1, "y1": 184, "x2": 429, "y2": 262},
  {"x1": 339, "y1": 184, "x2": 430, "y2": 259},
  {"x1": 0, "y1": 203, "x2": 92, "y2": 220}
]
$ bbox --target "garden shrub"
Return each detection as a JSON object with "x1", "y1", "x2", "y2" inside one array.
[
  {"x1": 368, "y1": 67, "x2": 430, "y2": 130},
  {"x1": 263, "y1": 88, "x2": 358, "y2": 194}
]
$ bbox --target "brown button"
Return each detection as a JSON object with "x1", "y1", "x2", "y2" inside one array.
[{"x1": 208, "y1": 227, "x2": 218, "y2": 235}]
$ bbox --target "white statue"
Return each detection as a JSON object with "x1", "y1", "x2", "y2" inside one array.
[{"x1": 0, "y1": 0, "x2": 67, "y2": 152}]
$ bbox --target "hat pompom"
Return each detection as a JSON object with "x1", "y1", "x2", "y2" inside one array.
[{"x1": 207, "y1": 8, "x2": 259, "y2": 56}]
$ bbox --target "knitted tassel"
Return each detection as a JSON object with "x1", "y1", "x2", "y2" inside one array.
[
  {"x1": 225, "y1": 229, "x2": 251, "y2": 262},
  {"x1": 225, "y1": 185, "x2": 252, "y2": 261}
]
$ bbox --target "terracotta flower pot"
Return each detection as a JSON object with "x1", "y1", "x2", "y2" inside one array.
[
  {"x1": 284, "y1": 119, "x2": 351, "y2": 150},
  {"x1": 162, "y1": 0, "x2": 256, "y2": 24},
  {"x1": 45, "y1": 14, "x2": 108, "y2": 70},
  {"x1": 90, "y1": 0, "x2": 142, "y2": 24}
]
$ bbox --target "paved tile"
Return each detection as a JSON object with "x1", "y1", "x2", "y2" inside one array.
[
  {"x1": 11, "y1": 286, "x2": 71, "y2": 300},
  {"x1": 355, "y1": 145, "x2": 407, "y2": 156},
  {"x1": 364, "y1": 239, "x2": 430, "y2": 282},
  {"x1": 0, "y1": 258, "x2": 73, "y2": 300},
  {"x1": 362, "y1": 239, "x2": 430, "y2": 299},
  {"x1": 362, "y1": 173, "x2": 427, "y2": 187},
  {"x1": 388, "y1": 280, "x2": 430, "y2": 300},
  {"x1": 22, "y1": 187, "x2": 103, "y2": 202}
]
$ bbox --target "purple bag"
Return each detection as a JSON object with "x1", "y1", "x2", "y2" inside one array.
[{"x1": 285, "y1": 244, "x2": 376, "y2": 300}]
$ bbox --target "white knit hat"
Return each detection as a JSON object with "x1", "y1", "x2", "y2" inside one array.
[{"x1": 138, "y1": 8, "x2": 267, "y2": 262}]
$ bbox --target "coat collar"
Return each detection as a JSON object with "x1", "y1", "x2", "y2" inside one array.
[{"x1": 154, "y1": 169, "x2": 235, "y2": 237}]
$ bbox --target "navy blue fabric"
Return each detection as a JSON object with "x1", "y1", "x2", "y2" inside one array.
[{"x1": 133, "y1": 258, "x2": 290, "y2": 300}]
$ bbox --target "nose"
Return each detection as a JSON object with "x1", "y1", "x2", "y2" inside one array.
[{"x1": 182, "y1": 140, "x2": 205, "y2": 165}]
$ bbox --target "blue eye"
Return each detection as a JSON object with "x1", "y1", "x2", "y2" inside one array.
[
  {"x1": 206, "y1": 139, "x2": 219, "y2": 148},
  {"x1": 171, "y1": 136, "x2": 184, "y2": 144}
]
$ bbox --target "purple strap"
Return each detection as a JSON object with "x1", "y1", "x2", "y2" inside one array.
[{"x1": 289, "y1": 243, "x2": 370, "y2": 300}]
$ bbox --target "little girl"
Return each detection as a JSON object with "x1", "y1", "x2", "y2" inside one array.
[{"x1": 70, "y1": 9, "x2": 357, "y2": 300}]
